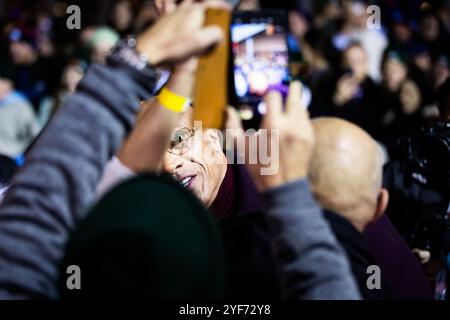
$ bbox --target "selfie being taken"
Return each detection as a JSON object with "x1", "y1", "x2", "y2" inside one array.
[{"x1": 0, "y1": 0, "x2": 449, "y2": 311}]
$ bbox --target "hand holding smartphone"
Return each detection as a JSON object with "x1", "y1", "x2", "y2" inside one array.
[
  {"x1": 230, "y1": 10, "x2": 291, "y2": 129},
  {"x1": 194, "y1": 8, "x2": 291, "y2": 130}
]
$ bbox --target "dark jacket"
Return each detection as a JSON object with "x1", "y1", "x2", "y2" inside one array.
[
  {"x1": 363, "y1": 215, "x2": 434, "y2": 299},
  {"x1": 219, "y1": 164, "x2": 433, "y2": 299},
  {"x1": 324, "y1": 210, "x2": 389, "y2": 300},
  {"x1": 219, "y1": 165, "x2": 360, "y2": 299}
]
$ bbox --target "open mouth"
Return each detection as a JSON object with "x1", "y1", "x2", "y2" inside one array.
[{"x1": 179, "y1": 176, "x2": 195, "y2": 189}]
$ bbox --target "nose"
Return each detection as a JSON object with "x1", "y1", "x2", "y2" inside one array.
[{"x1": 163, "y1": 151, "x2": 184, "y2": 175}]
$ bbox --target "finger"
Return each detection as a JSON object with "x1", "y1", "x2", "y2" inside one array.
[
  {"x1": 263, "y1": 90, "x2": 283, "y2": 128},
  {"x1": 156, "y1": 0, "x2": 177, "y2": 15},
  {"x1": 179, "y1": 25, "x2": 224, "y2": 58},
  {"x1": 225, "y1": 106, "x2": 243, "y2": 129},
  {"x1": 166, "y1": 0, "x2": 178, "y2": 13},
  {"x1": 285, "y1": 81, "x2": 302, "y2": 115},
  {"x1": 154, "y1": 0, "x2": 164, "y2": 15},
  {"x1": 225, "y1": 106, "x2": 245, "y2": 145}
]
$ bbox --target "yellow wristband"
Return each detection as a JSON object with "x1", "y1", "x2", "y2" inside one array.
[{"x1": 157, "y1": 87, "x2": 191, "y2": 113}]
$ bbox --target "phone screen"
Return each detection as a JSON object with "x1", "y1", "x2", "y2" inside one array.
[{"x1": 230, "y1": 11, "x2": 290, "y2": 126}]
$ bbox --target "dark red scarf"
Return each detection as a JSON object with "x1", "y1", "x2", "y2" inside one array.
[{"x1": 209, "y1": 164, "x2": 236, "y2": 220}]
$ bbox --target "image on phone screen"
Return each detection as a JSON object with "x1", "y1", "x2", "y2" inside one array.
[{"x1": 230, "y1": 11, "x2": 290, "y2": 127}]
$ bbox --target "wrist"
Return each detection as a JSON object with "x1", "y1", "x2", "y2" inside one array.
[
  {"x1": 166, "y1": 71, "x2": 195, "y2": 97},
  {"x1": 171, "y1": 58, "x2": 198, "y2": 77},
  {"x1": 157, "y1": 87, "x2": 191, "y2": 113},
  {"x1": 171, "y1": 66, "x2": 196, "y2": 79},
  {"x1": 136, "y1": 33, "x2": 165, "y2": 66}
]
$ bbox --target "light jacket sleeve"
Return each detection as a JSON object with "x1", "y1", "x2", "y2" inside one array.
[
  {"x1": 263, "y1": 179, "x2": 361, "y2": 300},
  {"x1": 0, "y1": 61, "x2": 157, "y2": 299}
]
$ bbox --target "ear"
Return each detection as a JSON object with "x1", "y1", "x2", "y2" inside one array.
[
  {"x1": 205, "y1": 129, "x2": 224, "y2": 154},
  {"x1": 374, "y1": 188, "x2": 389, "y2": 221}
]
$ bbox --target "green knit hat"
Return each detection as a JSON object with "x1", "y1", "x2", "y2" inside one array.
[
  {"x1": 59, "y1": 174, "x2": 224, "y2": 299},
  {"x1": 88, "y1": 27, "x2": 119, "y2": 49}
]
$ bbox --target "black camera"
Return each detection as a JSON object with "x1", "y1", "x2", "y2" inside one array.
[
  {"x1": 409, "y1": 122, "x2": 450, "y2": 194},
  {"x1": 384, "y1": 122, "x2": 450, "y2": 252}
]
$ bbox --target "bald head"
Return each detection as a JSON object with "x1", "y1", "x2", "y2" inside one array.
[{"x1": 308, "y1": 118, "x2": 387, "y2": 232}]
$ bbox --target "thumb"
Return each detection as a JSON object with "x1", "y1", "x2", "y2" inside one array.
[
  {"x1": 167, "y1": 25, "x2": 223, "y2": 62},
  {"x1": 225, "y1": 106, "x2": 243, "y2": 130},
  {"x1": 155, "y1": 0, "x2": 177, "y2": 15},
  {"x1": 188, "y1": 25, "x2": 224, "y2": 56}
]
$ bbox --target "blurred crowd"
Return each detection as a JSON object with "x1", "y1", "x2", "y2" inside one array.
[
  {"x1": 0, "y1": 0, "x2": 449, "y2": 158},
  {"x1": 288, "y1": 0, "x2": 450, "y2": 146},
  {"x1": 0, "y1": 0, "x2": 449, "y2": 301},
  {"x1": 0, "y1": 0, "x2": 163, "y2": 159}
]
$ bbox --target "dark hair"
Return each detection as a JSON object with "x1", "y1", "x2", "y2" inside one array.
[
  {"x1": 437, "y1": 77, "x2": 450, "y2": 120},
  {"x1": 0, "y1": 155, "x2": 17, "y2": 185}
]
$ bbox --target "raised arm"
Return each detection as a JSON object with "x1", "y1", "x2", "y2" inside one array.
[
  {"x1": 0, "y1": 2, "x2": 225, "y2": 299},
  {"x1": 226, "y1": 82, "x2": 361, "y2": 300}
]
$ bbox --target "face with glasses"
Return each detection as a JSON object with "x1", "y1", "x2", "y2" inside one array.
[
  {"x1": 167, "y1": 127, "x2": 197, "y2": 156},
  {"x1": 163, "y1": 107, "x2": 228, "y2": 207}
]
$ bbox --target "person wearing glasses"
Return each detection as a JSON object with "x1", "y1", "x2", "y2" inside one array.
[
  {"x1": 0, "y1": 2, "x2": 227, "y2": 299},
  {"x1": 98, "y1": 93, "x2": 255, "y2": 222}
]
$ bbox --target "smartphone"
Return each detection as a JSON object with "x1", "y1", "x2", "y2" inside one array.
[{"x1": 229, "y1": 10, "x2": 290, "y2": 129}]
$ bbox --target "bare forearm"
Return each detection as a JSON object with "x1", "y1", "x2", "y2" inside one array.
[{"x1": 118, "y1": 67, "x2": 195, "y2": 172}]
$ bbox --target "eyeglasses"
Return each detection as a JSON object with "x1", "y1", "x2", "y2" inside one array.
[{"x1": 168, "y1": 127, "x2": 196, "y2": 155}]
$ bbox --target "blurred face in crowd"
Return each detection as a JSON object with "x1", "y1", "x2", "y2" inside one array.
[
  {"x1": 433, "y1": 58, "x2": 450, "y2": 89},
  {"x1": 400, "y1": 80, "x2": 421, "y2": 114},
  {"x1": 343, "y1": 44, "x2": 368, "y2": 81},
  {"x1": 421, "y1": 14, "x2": 439, "y2": 42},
  {"x1": 383, "y1": 57, "x2": 408, "y2": 92},
  {"x1": 80, "y1": 27, "x2": 95, "y2": 45},
  {"x1": 112, "y1": 1, "x2": 133, "y2": 31},
  {"x1": 322, "y1": 0, "x2": 343, "y2": 20},
  {"x1": 62, "y1": 65, "x2": 84, "y2": 93},
  {"x1": 0, "y1": 78, "x2": 13, "y2": 100},
  {"x1": 413, "y1": 52, "x2": 432, "y2": 72},
  {"x1": 9, "y1": 41, "x2": 37, "y2": 65},
  {"x1": 393, "y1": 23, "x2": 413, "y2": 44},
  {"x1": 289, "y1": 11, "x2": 309, "y2": 39},
  {"x1": 163, "y1": 107, "x2": 228, "y2": 207},
  {"x1": 38, "y1": 37, "x2": 55, "y2": 57}
]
